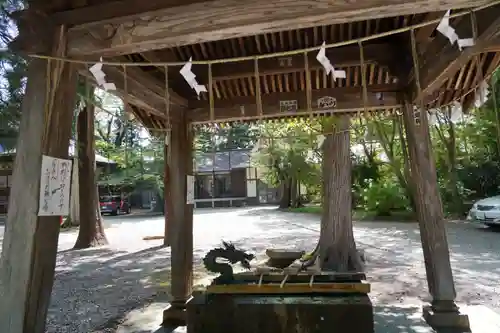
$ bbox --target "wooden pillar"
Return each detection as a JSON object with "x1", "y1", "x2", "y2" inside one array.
[
  {"x1": 0, "y1": 25, "x2": 78, "y2": 333},
  {"x1": 163, "y1": 109, "x2": 194, "y2": 326},
  {"x1": 401, "y1": 101, "x2": 469, "y2": 330}
]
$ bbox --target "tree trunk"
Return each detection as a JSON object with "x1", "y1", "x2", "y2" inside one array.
[
  {"x1": 290, "y1": 177, "x2": 299, "y2": 208},
  {"x1": 279, "y1": 178, "x2": 292, "y2": 209},
  {"x1": 74, "y1": 87, "x2": 108, "y2": 249},
  {"x1": 69, "y1": 157, "x2": 80, "y2": 226},
  {"x1": 319, "y1": 115, "x2": 363, "y2": 272}
]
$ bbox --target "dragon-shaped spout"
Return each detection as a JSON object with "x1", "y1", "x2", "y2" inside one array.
[{"x1": 203, "y1": 240, "x2": 255, "y2": 285}]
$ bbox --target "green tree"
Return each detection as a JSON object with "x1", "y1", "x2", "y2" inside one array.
[
  {"x1": 194, "y1": 123, "x2": 259, "y2": 152},
  {"x1": 0, "y1": 0, "x2": 26, "y2": 146},
  {"x1": 253, "y1": 120, "x2": 320, "y2": 208}
]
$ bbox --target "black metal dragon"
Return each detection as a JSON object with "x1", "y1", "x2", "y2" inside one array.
[{"x1": 203, "y1": 240, "x2": 255, "y2": 285}]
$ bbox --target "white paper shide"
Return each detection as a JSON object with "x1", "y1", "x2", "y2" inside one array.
[
  {"x1": 89, "y1": 58, "x2": 116, "y2": 91},
  {"x1": 180, "y1": 57, "x2": 207, "y2": 96},
  {"x1": 38, "y1": 155, "x2": 73, "y2": 216},
  {"x1": 316, "y1": 42, "x2": 346, "y2": 80},
  {"x1": 436, "y1": 10, "x2": 474, "y2": 50}
]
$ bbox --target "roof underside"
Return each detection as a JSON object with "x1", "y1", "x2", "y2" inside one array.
[
  {"x1": 22, "y1": 0, "x2": 500, "y2": 129},
  {"x1": 131, "y1": 12, "x2": 500, "y2": 129}
]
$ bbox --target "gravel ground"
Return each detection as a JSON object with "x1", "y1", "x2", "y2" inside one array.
[{"x1": 1, "y1": 207, "x2": 500, "y2": 332}]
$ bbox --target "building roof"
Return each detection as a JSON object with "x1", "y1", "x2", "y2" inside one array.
[{"x1": 194, "y1": 149, "x2": 251, "y2": 172}]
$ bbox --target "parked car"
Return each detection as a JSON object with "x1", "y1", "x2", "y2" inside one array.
[
  {"x1": 467, "y1": 195, "x2": 500, "y2": 227},
  {"x1": 99, "y1": 195, "x2": 131, "y2": 216}
]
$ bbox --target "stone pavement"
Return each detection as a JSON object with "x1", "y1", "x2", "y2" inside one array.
[
  {"x1": 112, "y1": 301, "x2": 500, "y2": 333},
  {"x1": 2, "y1": 207, "x2": 500, "y2": 332}
]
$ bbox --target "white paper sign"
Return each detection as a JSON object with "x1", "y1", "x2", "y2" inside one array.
[
  {"x1": 246, "y1": 180, "x2": 257, "y2": 198},
  {"x1": 38, "y1": 155, "x2": 72, "y2": 216},
  {"x1": 186, "y1": 175, "x2": 195, "y2": 204}
]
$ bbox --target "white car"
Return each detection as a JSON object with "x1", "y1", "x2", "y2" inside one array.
[{"x1": 468, "y1": 195, "x2": 500, "y2": 227}]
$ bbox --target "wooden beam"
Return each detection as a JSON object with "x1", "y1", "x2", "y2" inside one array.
[
  {"x1": 419, "y1": 5, "x2": 500, "y2": 99},
  {"x1": 484, "y1": 52, "x2": 500, "y2": 77},
  {"x1": 52, "y1": 0, "x2": 210, "y2": 26},
  {"x1": 188, "y1": 86, "x2": 401, "y2": 123},
  {"x1": 481, "y1": 42, "x2": 500, "y2": 53},
  {"x1": 414, "y1": 11, "x2": 446, "y2": 55},
  {"x1": 80, "y1": 65, "x2": 187, "y2": 120},
  {"x1": 153, "y1": 43, "x2": 396, "y2": 81},
  {"x1": 457, "y1": 52, "x2": 500, "y2": 111},
  {"x1": 79, "y1": 68, "x2": 166, "y2": 119},
  {"x1": 401, "y1": 100, "x2": 470, "y2": 331},
  {"x1": 163, "y1": 109, "x2": 193, "y2": 327},
  {"x1": 127, "y1": 104, "x2": 159, "y2": 131},
  {"x1": 58, "y1": 0, "x2": 491, "y2": 56}
]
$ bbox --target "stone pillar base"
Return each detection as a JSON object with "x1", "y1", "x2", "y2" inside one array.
[
  {"x1": 423, "y1": 305, "x2": 471, "y2": 332},
  {"x1": 162, "y1": 298, "x2": 191, "y2": 328}
]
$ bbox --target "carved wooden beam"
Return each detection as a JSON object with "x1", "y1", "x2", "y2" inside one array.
[
  {"x1": 418, "y1": 5, "x2": 500, "y2": 100},
  {"x1": 163, "y1": 43, "x2": 396, "y2": 82},
  {"x1": 188, "y1": 84, "x2": 401, "y2": 123},
  {"x1": 54, "y1": 0, "x2": 491, "y2": 56}
]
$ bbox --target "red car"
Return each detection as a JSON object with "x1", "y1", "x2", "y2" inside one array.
[{"x1": 99, "y1": 195, "x2": 131, "y2": 216}]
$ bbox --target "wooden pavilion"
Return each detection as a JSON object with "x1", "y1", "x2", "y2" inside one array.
[{"x1": 1, "y1": 0, "x2": 500, "y2": 332}]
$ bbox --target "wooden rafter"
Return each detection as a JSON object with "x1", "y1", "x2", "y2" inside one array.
[
  {"x1": 418, "y1": 5, "x2": 500, "y2": 100},
  {"x1": 414, "y1": 11, "x2": 446, "y2": 55},
  {"x1": 170, "y1": 44, "x2": 396, "y2": 82},
  {"x1": 80, "y1": 64, "x2": 187, "y2": 120},
  {"x1": 57, "y1": 0, "x2": 492, "y2": 56}
]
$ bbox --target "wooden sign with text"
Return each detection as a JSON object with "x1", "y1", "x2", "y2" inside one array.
[
  {"x1": 279, "y1": 100, "x2": 298, "y2": 113},
  {"x1": 38, "y1": 155, "x2": 72, "y2": 216}
]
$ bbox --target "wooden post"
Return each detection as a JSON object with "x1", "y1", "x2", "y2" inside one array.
[
  {"x1": 163, "y1": 109, "x2": 194, "y2": 327},
  {"x1": 401, "y1": 101, "x2": 469, "y2": 330},
  {"x1": 0, "y1": 26, "x2": 78, "y2": 333}
]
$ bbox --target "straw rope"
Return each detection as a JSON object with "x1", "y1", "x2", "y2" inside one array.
[
  {"x1": 358, "y1": 41, "x2": 369, "y2": 118},
  {"x1": 26, "y1": 2, "x2": 499, "y2": 135}
]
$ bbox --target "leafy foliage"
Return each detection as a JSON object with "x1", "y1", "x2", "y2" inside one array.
[
  {"x1": 194, "y1": 123, "x2": 259, "y2": 152},
  {"x1": 251, "y1": 120, "x2": 321, "y2": 207},
  {"x1": 1, "y1": 0, "x2": 499, "y2": 218},
  {"x1": 0, "y1": 0, "x2": 25, "y2": 144},
  {"x1": 359, "y1": 178, "x2": 410, "y2": 216}
]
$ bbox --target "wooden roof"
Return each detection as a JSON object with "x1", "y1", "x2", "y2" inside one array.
[{"x1": 15, "y1": 0, "x2": 500, "y2": 129}]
